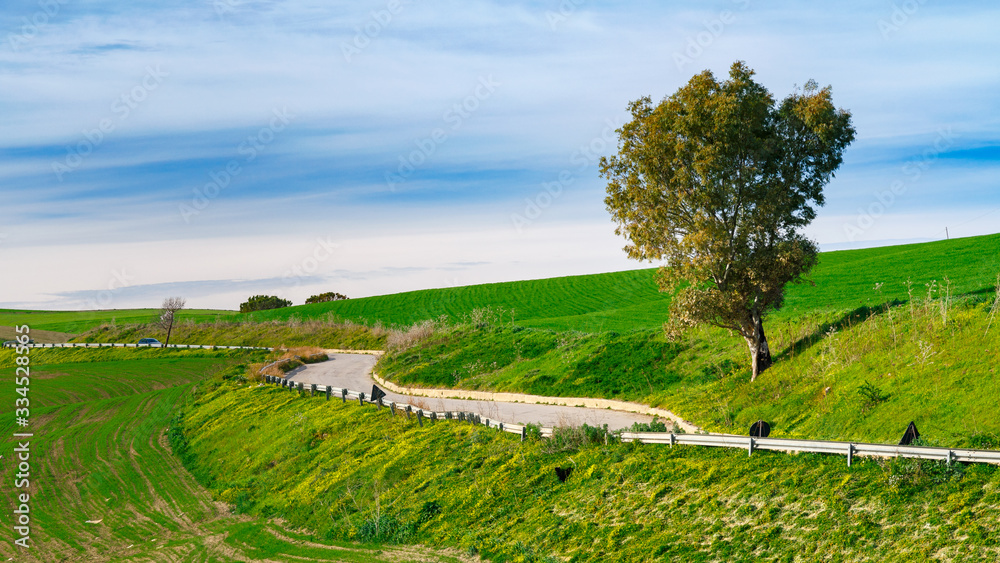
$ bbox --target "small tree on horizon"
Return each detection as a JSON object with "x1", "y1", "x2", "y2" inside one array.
[
  {"x1": 305, "y1": 292, "x2": 348, "y2": 304},
  {"x1": 601, "y1": 61, "x2": 855, "y2": 381},
  {"x1": 240, "y1": 295, "x2": 292, "y2": 313},
  {"x1": 159, "y1": 297, "x2": 186, "y2": 346}
]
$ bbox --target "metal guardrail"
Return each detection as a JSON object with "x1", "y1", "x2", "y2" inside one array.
[
  {"x1": 618, "y1": 432, "x2": 1000, "y2": 467},
  {"x1": 3, "y1": 342, "x2": 270, "y2": 350},
  {"x1": 260, "y1": 374, "x2": 1000, "y2": 466}
]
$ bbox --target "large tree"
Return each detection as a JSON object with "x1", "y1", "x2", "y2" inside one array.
[{"x1": 601, "y1": 62, "x2": 855, "y2": 381}]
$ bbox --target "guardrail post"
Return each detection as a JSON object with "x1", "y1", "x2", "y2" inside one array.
[
  {"x1": 359, "y1": 392, "x2": 365, "y2": 406},
  {"x1": 310, "y1": 384, "x2": 317, "y2": 396},
  {"x1": 748, "y1": 437, "x2": 754, "y2": 457},
  {"x1": 520, "y1": 425, "x2": 525, "y2": 442},
  {"x1": 390, "y1": 402, "x2": 396, "y2": 415},
  {"x1": 326, "y1": 387, "x2": 331, "y2": 401},
  {"x1": 405, "y1": 405, "x2": 411, "y2": 419},
  {"x1": 417, "y1": 410, "x2": 423, "y2": 427},
  {"x1": 669, "y1": 433, "x2": 675, "y2": 448},
  {"x1": 297, "y1": 382, "x2": 304, "y2": 395},
  {"x1": 847, "y1": 444, "x2": 854, "y2": 467},
  {"x1": 947, "y1": 450, "x2": 954, "y2": 467},
  {"x1": 342, "y1": 389, "x2": 347, "y2": 403}
]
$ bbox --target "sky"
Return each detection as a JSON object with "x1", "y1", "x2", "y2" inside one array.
[{"x1": 1, "y1": 0, "x2": 998, "y2": 311}]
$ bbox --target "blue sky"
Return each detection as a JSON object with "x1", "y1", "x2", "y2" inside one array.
[{"x1": 1, "y1": 0, "x2": 998, "y2": 310}]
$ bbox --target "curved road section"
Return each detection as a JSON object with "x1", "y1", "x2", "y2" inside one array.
[{"x1": 286, "y1": 353, "x2": 659, "y2": 430}]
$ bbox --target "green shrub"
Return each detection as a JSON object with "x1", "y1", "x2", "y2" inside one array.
[
  {"x1": 967, "y1": 432, "x2": 1000, "y2": 450},
  {"x1": 355, "y1": 513, "x2": 414, "y2": 544},
  {"x1": 857, "y1": 380, "x2": 889, "y2": 413},
  {"x1": 544, "y1": 424, "x2": 613, "y2": 453},
  {"x1": 630, "y1": 417, "x2": 671, "y2": 433}
]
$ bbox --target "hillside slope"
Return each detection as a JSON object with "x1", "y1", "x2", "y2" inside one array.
[
  {"x1": 176, "y1": 378, "x2": 1000, "y2": 562},
  {"x1": 375, "y1": 273, "x2": 1000, "y2": 446}
]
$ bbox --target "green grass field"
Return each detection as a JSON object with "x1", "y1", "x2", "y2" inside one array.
[
  {"x1": 75, "y1": 318, "x2": 389, "y2": 350},
  {"x1": 0, "y1": 348, "x2": 474, "y2": 562},
  {"x1": 174, "y1": 376, "x2": 1000, "y2": 562},
  {"x1": 0, "y1": 308, "x2": 238, "y2": 335}
]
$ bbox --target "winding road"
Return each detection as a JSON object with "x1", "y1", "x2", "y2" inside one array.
[{"x1": 284, "y1": 351, "x2": 691, "y2": 431}]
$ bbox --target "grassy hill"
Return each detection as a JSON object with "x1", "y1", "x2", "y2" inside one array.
[
  {"x1": 375, "y1": 290, "x2": 1000, "y2": 447},
  {"x1": 174, "y1": 376, "x2": 1000, "y2": 562},
  {"x1": 0, "y1": 348, "x2": 472, "y2": 562},
  {"x1": 0, "y1": 308, "x2": 237, "y2": 334}
]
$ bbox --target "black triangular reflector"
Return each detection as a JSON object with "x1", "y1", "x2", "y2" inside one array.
[{"x1": 898, "y1": 421, "x2": 920, "y2": 445}]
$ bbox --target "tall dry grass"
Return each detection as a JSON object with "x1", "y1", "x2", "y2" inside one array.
[{"x1": 386, "y1": 320, "x2": 437, "y2": 351}]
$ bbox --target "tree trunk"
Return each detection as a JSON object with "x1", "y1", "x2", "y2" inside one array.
[
  {"x1": 164, "y1": 316, "x2": 174, "y2": 347},
  {"x1": 747, "y1": 314, "x2": 772, "y2": 382}
]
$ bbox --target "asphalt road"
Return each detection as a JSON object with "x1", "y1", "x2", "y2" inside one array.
[{"x1": 285, "y1": 353, "x2": 657, "y2": 430}]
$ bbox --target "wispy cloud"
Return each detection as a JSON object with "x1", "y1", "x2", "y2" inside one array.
[{"x1": 2, "y1": 0, "x2": 998, "y2": 309}]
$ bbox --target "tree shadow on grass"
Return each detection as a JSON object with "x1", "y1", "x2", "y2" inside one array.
[
  {"x1": 955, "y1": 285, "x2": 999, "y2": 303},
  {"x1": 774, "y1": 300, "x2": 905, "y2": 361}
]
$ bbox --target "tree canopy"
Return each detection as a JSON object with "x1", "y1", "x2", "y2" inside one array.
[
  {"x1": 601, "y1": 61, "x2": 855, "y2": 381},
  {"x1": 306, "y1": 292, "x2": 349, "y2": 304},
  {"x1": 239, "y1": 295, "x2": 292, "y2": 313}
]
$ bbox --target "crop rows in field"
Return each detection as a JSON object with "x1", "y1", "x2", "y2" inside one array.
[{"x1": 0, "y1": 349, "x2": 472, "y2": 562}]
